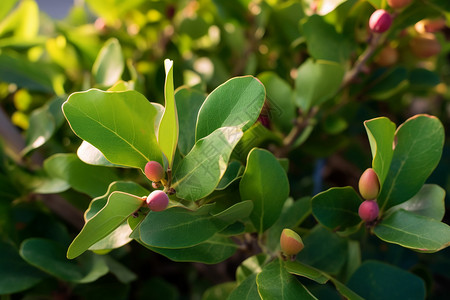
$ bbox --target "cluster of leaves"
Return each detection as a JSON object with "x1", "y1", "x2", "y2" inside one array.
[{"x1": 1, "y1": 0, "x2": 450, "y2": 299}]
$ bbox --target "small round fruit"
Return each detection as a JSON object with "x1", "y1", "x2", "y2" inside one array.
[
  {"x1": 146, "y1": 190, "x2": 169, "y2": 212},
  {"x1": 144, "y1": 161, "x2": 165, "y2": 182},
  {"x1": 375, "y1": 45, "x2": 398, "y2": 67},
  {"x1": 387, "y1": 0, "x2": 412, "y2": 9},
  {"x1": 369, "y1": 10, "x2": 392, "y2": 33},
  {"x1": 280, "y1": 228, "x2": 304, "y2": 256},
  {"x1": 359, "y1": 168, "x2": 380, "y2": 200},
  {"x1": 358, "y1": 200, "x2": 379, "y2": 222},
  {"x1": 410, "y1": 34, "x2": 441, "y2": 58},
  {"x1": 415, "y1": 18, "x2": 446, "y2": 34}
]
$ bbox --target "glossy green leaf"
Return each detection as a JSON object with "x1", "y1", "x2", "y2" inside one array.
[
  {"x1": 302, "y1": 14, "x2": 351, "y2": 63},
  {"x1": 67, "y1": 191, "x2": 144, "y2": 259},
  {"x1": 0, "y1": 0, "x2": 18, "y2": 21},
  {"x1": 386, "y1": 184, "x2": 445, "y2": 221},
  {"x1": 409, "y1": 68, "x2": 440, "y2": 91},
  {"x1": 20, "y1": 238, "x2": 108, "y2": 283},
  {"x1": 92, "y1": 38, "x2": 124, "y2": 86},
  {"x1": 44, "y1": 153, "x2": 118, "y2": 197},
  {"x1": 256, "y1": 259, "x2": 317, "y2": 299},
  {"x1": 88, "y1": 222, "x2": 133, "y2": 252},
  {"x1": 228, "y1": 273, "x2": 260, "y2": 300},
  {"x1": 296, "y1": 226, "x2": 348, "y2": 275},
  {"x1": 311, "y1": 187, "x2": 361, "y2": 231},
  {"x1": 144, "y1": 235, "x2": 238, "y2": 264},
  {"x1": 295, "y1": 58, "x2": 345, "y2": 112},
  {"x1": 284, "y1": 261, "x2": 328, "y2": 284},
  {"x1": 158, "y1": 59, "x2": 179, "y2": 168},
  {"x1": 77, "y1": 141, "x2": 120, "y2": 167},
  {"x1": 366, "y1": 67, "x2": 408, "y2": 100},
  {"x1": 364, "y1": 117, "x2": 396, "y2": 187},
  {"x1": 0, "y1": 241, "x2": 46, "y2": 294},
  {"x1": 266, "y1": 197, "x2": 311, "y2": 252},
  {"x1": 137, "y1": 201, "x2": 253, "y2": 248},
  {"x1": 240, "y1": 148, "x2": 289, "y2": 233},
  {"x1": 258, "y1": 72, "x2": 296, "y2": 133},
  {"x1": 63, "y1": 89, "x2": 163, "y2": 169},
  {"x1": 203, "y1": 282, "x2": 237, "y2": 300},
  {"x1": 378, "y1": 115, "x2": 445, "y2": 210},
  {"x1": 347, "y1": 261, "x2": 426, "y2": 300},
  {"x1": 195, "y1": 76, "x2": 265, "y2": 141},
  {"x1": 216, "y1": 160, "x2": 243, "y2": 190},
  {"x1": 236, "y1": 254, "x2": 271, "y2": 284},
  {"x1": 172, "y1": 127, "x2": 243, "y2": 200},
  {"x1": 374, "y1": 209, "x2": 450, "y2": 252},
  {"x1": 175, "y1": 87, "x2": 206, "y2": 155}
]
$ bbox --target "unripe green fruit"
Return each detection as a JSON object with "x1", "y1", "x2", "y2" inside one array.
[
  {"x1": 144, "y1": 161, "x2": 165, "y2": 182},
  {"x1": 369, "y1": 10, "x2": 392, "y2": 33},
  {"x1": 358, "y1": 200, "x2": 379, "y2": 222},
  {"x1": 280, "y1": 228, "x2": 304, "y2": 256},
  {"x1": 387, "y1": 0, "x2": 412, "y2": 9},
  {"x1": 146, "y1": 190, "x2": 169, "y2": 212},
  {"x1": 358, "y1": 168, "x2": 380, "y2": 200}
]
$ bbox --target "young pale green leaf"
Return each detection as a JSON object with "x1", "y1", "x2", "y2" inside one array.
[
  {"x1": 283, "y1": 261, "x2": 328, "y2": 284},
  {"x1": 63, "y1": 89, "x2": 163, "y2": 170},
  {"x1": 92, "y1": 38, "x2": 124, "y2": 86},
  {"x1": 364, "y1": 117, "x2": 396, "y2": 187},
  {"x1": 158, "y1": 59, "x2": 179, "y2": 168},
  {"x1": 378, "y1": 115, "x2": 444, "y2": 210},
  {"x1": 67, "y1": 191, "x2": 144, "y2": 259},
  {"x1": 236, "y1": 254, "x2": 271, "y2": 284},
  {"x1": 374, "y1": 209, "x2": 450, "y2": 252},
  {"x1": 386, "y1": 184, "x2": 445, "y2": 221},
  {"x1": 347, "y1": 261, "x2": 425, "y2": 300},
  {"x1": 240, "y1": 148, "x2": 289, "y2": 233},
  {"x1": 175, "y1": 87, "x2": 205, "y2": 156},
  {"x1": 295, "y1": 58, "x2": 345, "y2": 112},
  {"x1": 44, "y1": 153, "x2": 119, "y2": 198},
  {"x1": 21, "y1": 238, "x2": 109, "y2": 283},
  {"x1": 137, "y1": 201, "x2": 253, "y2": 249},
  {"x1": 311, "y1": 187, "x2": 361, "y2": 231},
  {"x1": 141, "y1": 235, "x2": 238, "y2": 264},
  {"x1": 172, "y1": 127, "x2": 243, "y2": 200},
  {"x1": 256, "y1": 259, "x2": 318, "y2": 300},
  {"x1": 195, "y1": 76, "x2": 265, "y2": 141},
  {"x1": 77, "y1": 141, "x2": 122, "y2": 167},
  {"x1": 0, "y1": 241, "x2": 46, "y2": 295},
  {"x1": 228, "y1": 273, "x2": 260, "y2": 300}
]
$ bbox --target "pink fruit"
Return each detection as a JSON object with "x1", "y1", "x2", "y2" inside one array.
[
  {"x1": 144, "y1": 161, "x2": 165, "y2": 182},
  {"x1": 369, "y1": 10, "x2": 392, "y2": 33},
  {"x1": 358, "y1": 168, "x2": 380, "y2": 200},
  {"x1": 358, "y1": 200, "x2": 379, "y2": 222},
  {"x1": 280, "y1": 228, "x2": 304, "y2": 256},
  {"x1": 146, "y1": 190, "x2": 169, "y2": 212}
]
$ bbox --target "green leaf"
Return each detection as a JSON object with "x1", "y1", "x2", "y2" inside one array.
[
  {"x1": 311, "y1": 187, "x2": 361, "y2": 231},
  {"x1": 366, "y1": 67, "x2": 409, "y2": 100},
  {"x1": 347, "y1": 261, "x2": 426, "y2": 300},
  {"x1": 296, "y1": 225, "x2": 348, "y2": 275},
  {"x1": 256, "y1": 259, "x2": 317, "y2": 299},
  {"x1": 284, "y1": 261, "x2": 328, "y2": 284},
  {"x1": 175, "y1": 87, "x2": 206, "y2": 155},
  {"x1": 266, "y1": 197, "x2": 311, "y2": 252},
  {"x1": 374, "y1": 209, "x2": 450, "y2": 252},
  {"x1": 143, "y1": 235, "x2": 238, "y2": 264},
  {"x1": 203, "y1": 282, "x2": 237, "y2": 300},
  {"x1": 0, "y1": 241, "x2": 46, "y2": 294},
  {"x1": 44, "y1": 153, "x2": 119, "y2": 197},
  {"x1": 195, "y1": 76, "x2": 265, "y2": 141},
  {"x1": 0, "y1": 0, "x2": 18, "y2": 20},
  {"x1": 302, "y1": 15, "x2": 351, "y2": 63},
  {"x1": 216, "y1": 160, "x2": 243, "y2": 190},
  {"x1": 228, "y1": 273, "x2": 260, "y2": 300},
  {"x1": 236, "y1": 254, "x2": 271, "y2": 284},
  {"x1": 295, "y1": 58, "x2": 345, "y2": 112},
  {"x1": 20, "y1": 238, "x2": 108, "y2": 283},
  {"x1": 63, "y1": 89, "x2": 163, "y2": 170},
  {"x1": 364, "y1": 117, "x2": 396, "y2": 187},
  {"x1": 88, "y1": 222, "x2": 133, "y2": 253},
  {"x1": 103, "y1": 256, "x2": 137, "y2": 284},
  {"x1": 386, "y1": 184, "x2": 445, "y2": 221},
  {"x1": 378, "y1": 115, "x2": 445, "y2": 210},
  {"x1": 137, "y1": 201, "x2": 253, "y2": 248},
  {"x1": 77, "y1": 141, "x2": 121, "y2": 167},
  {"x1": 173, "y1": 127, "x2": 243, "y2": 200},
  {"x1": 257, "y1": 72, "x2": 296, "y2": 133},
  {"x1": 67, "y1": 191, "x2": 144, "y2": 259},
  {"x1": 92, "y1": 38, "x2": 124, "y2": 86},
  {"x1": 158, "y1": 59, "x2": 179, "y2": 168},
  {"x1": 239, "y1": 148, "x2": 289, "y2": 233}
]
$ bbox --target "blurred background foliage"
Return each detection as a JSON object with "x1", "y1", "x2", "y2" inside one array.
[{"x1": 1, "y1": 0, "x2": 450, "y2": 299}]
